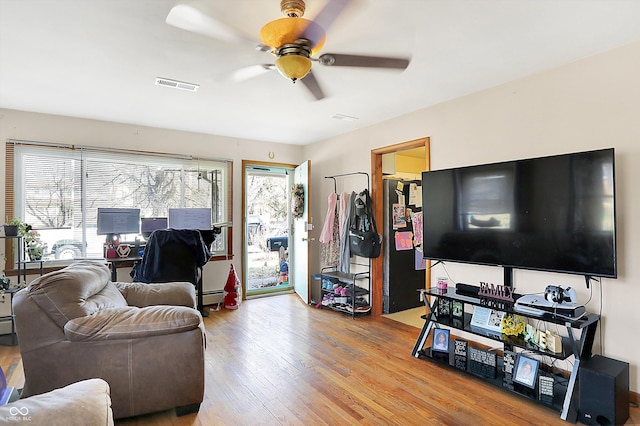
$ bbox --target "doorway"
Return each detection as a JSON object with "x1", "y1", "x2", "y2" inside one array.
[
  {"x1": 243, "y1": 162, "x2": 295, "y2": 298},
  {"x1": 371, "y1": 137, "x2": 431, "y2": 317}
]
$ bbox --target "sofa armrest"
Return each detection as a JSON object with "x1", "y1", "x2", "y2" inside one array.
[
  {"x1": 0, "y1": 378, "x2": 114, "y2": 426},
  {"x1": 114, "y1": 281, "x2": 196, "y2": 308},
  {"x1": 64, "y1": 305, "x2": 202, "y2": 342}
]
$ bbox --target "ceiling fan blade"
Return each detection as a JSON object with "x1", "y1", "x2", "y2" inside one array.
[
  {"x1": 300, "y1": 71, "x2": 325, "y2": 100},
  {"x1": 230, "y1": 64, "x2": 275, "y2": 82},
  {"x1": 318, "y1": 53, "x2": 410, "y2": 69},
  {"x1": 303, "y1": 0, "x2": 353, "y2": 47},
  {"x1": 166, "y1": 4, "x2": 247, "y2": 43}
]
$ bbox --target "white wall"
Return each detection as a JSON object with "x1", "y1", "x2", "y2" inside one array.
[
  {"x1": 0, "y1": 110, "x2": 304, "y2": 299},
  {"x1": 303, "y1": 40, "x2": 640, "y2": 393}
]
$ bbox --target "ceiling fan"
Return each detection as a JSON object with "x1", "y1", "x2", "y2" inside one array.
[{"x1": 166, "y1": 0, "x2": 411, "y2": 100}]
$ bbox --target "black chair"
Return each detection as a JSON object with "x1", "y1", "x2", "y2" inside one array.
[{"x1": 131, "y1": 228, "x2": 211, "y2": 316}]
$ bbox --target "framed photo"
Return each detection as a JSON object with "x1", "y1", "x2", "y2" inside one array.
[
  {"x1": 513, "y1": 354, "x2": 539, "y2": 389},
  {"x1": 453, "y1": 339, "x2": 467, "y2": 371},
  {"x1": 432, "y1": 328, "x2": 450, "y2": 353},
  {"x1": 470, "y1": 307, "x2": 505, "y2": 334},
  {"x1": 451, "y1": 301, "x2": 463, "y2": 318},
  {"x1": 538, "y1": 374, "x2": 554, "y2": 404},
  {"x1": 468, "y1": 346, "x2": 497, "y2": 379},
  {"x1": 437, "y1": 298, "x2": 451, "y2": 318}
]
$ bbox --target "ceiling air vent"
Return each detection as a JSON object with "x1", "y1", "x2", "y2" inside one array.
[
  {"x1": 155, "y1": 77, "x2": 199, "y2": 92},
  {"x1": 331, "y1": 113, "x2": 359, "y2": 122}
]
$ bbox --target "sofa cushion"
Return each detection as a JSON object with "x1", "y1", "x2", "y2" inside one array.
[
  {"x1": 0, "y1": 378, "x2": 114, "y2": 426},
  {"x1": 115, "y1": 281, "x2": 196, "y2": 308},
  {"x1": 27, "y1": 260, "x2": 128, "y2": 328},
  {"x1": 64, "y1": 305, "x2": 202, "y2": 341}
]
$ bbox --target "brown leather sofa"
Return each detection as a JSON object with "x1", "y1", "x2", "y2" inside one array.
[
  {"x1": 0, "y1": 378, "x2": 114, "y2": 425},
  {"x1": 12, "y1": 260, "x2": 205, "y2": 419}
]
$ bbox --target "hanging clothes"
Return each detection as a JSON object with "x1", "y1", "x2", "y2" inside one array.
[
  {"x1": 338, "y1": 191, "x2": 356, "y2": 273},
  {"x1": 319, "y1": 193, "x2": 337, "y2": 243},
  {"x1": 338, "y1": 191, "x2": 350, "y2": 235},
  {"x1": 320, "y1": 193, "x2": 339, "y2": 266}
]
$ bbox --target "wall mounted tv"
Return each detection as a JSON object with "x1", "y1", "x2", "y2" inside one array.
[
  {"x1": 421, "y1": 148, "x2": 616, "y2": 282},
  {"x1": 97, "y1": 208, "x2": 141, "y2": 236}
]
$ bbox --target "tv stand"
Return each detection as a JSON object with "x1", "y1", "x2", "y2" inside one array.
[{"x1": 412, "y1": 287, "x2": 599, "y2": 422}]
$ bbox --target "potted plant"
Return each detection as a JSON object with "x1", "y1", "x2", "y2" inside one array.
[
  {"x1": 2, "y1": 218, "x2": 25, "y2": 237},
  {"x1": 23, "y1": 228, "x2": 44, "y2": 261}
]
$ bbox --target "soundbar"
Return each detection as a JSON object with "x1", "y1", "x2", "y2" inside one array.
[{"x1": 456, "y1": 283, "x2": 480, "y2": 297}]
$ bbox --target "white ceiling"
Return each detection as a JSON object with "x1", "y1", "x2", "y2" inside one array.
[{"x1": 2, "y1": 0, "x2": 640, "y2": 146}]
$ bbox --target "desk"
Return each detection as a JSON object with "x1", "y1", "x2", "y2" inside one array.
[{"x1": 105, "y1": 256, "x2": 142, "y2": 281}]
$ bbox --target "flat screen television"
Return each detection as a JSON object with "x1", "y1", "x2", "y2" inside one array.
[
  {"x1": 97, "y1": 208, "x2": 141, "y2": 235},
  {"x1": 421, "y1": 148, "x2": 616, "y2": 281}
]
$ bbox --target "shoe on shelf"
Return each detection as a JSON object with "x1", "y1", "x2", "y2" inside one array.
[{"x1": 321, "y1": 294, "x2": 335, "y2": 306}]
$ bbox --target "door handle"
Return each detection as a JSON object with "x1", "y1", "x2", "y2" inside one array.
[{"x1": 301, "y1": 237, "x2": 316, "y2": 242}]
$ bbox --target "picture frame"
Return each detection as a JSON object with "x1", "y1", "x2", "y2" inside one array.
[
  {"x1": 502, "y1": 350, "x2": 517, "y2": 376},
  {"x1": 453, "y1": 339, "x2": 467, "y2": 370},
  {"x1": 468, "y1": 346, "x2": 498, "y2": 379},
  {"x1": 538, "y1": 374, "x2": 555, "y2": 405},
  {"x1": 437, "y1": 298, "x2": 451, "y2": 318},
  {"x1": 451, "y1": 301, "x2": 463, "y2": 318},
  {"x1": 513, "y1": 354, "x2": 539, "y2": 389},
  {"x1": 432, "y1": 328, "x2": 450, "y2": 353},
  {"x1": 470, "y1": 306, "x2": 505, "y2": 334}
]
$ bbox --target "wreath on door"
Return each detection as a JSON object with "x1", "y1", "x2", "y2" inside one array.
[{"x1": 291, "y1": 184, "x2": 305, "y2": 219}]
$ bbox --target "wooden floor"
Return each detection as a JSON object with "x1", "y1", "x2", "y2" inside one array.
[{"x1": 1, "y1": 294, "x2": 638, "y2": 425}]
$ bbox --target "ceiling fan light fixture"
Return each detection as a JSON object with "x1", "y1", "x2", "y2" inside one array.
[
  {"x1": 275, "y1": 54, "x2": 312, "y2": 82},
  {"x1": 259, "y1": 18, "x2": 326, "y2": 54}
]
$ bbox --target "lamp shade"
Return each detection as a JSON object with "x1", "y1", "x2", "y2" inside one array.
[
  {"x1": 275, "y1": 55, "x2": 312, "y2": 81},
  {"x1": 260, "y1": 17, "x2": 326, "y2": 54}
]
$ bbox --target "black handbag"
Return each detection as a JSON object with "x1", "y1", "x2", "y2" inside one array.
[
  {"x1": 348, "y1": 189, "x2": 382, "y2": 258},
  {"x1": 349, "y1": 227, "x2": 382, "y2": 258}
]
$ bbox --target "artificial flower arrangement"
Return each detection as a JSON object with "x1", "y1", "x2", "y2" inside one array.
[{"x1": 501, "y1": 313, "x2": 527, "y2": 337}]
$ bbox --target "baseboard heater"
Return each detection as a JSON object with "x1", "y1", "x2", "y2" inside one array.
[{"x1": 202, "y1": 290, "x2": 225, "y2": 304}]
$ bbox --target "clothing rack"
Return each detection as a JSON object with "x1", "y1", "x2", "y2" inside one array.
[
  {"x1": 325, "y1": 172, "x2": 370, "y2": 194},
  {"x1": 321, "y1": 171, "x2": 373, "y2": 318}
]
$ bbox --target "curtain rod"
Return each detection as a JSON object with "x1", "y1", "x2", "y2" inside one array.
[{"x1": 7, "y1": 138, "x2": 232, "y2": 163}]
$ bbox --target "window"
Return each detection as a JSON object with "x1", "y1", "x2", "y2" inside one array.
[{"x1": 7, "y1": 141, "x2": 232, "y2": 263}]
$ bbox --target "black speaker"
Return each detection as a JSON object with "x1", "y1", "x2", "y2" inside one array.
[{"x1": 579, "y1": 355, "x2": 629, "y2": 425}]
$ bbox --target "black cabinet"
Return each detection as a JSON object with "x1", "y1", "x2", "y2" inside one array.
[{"x1": 412, "y1": 287, "x2": 599, "y2": 422}]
